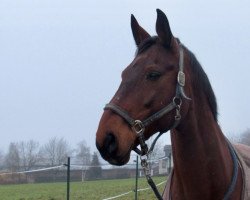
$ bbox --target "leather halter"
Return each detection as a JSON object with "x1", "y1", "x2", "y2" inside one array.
[
  {"x1": 103, "y1": 42, "x2": 239, "y2": 200},
  {"x1": 104, "y1": 43, "x2": 189, "y2": 200},
  {"x1": 104, "y1": 43, "x2": 190, "y2": 156}
]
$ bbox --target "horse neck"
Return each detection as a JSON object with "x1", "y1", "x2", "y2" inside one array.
[{"x1": 170, "y1": 93, "x2": 234, "y2": 199}]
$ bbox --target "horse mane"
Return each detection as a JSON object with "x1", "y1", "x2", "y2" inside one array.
[
  {"x1": 186, "y1": 48, "x2": 218, "y2": 122},
  {"x1": 136, "y1": 37, "x2": 218, "y2": 122}
]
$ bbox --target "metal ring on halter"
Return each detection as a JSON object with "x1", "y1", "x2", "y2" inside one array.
[
  {"x1": 132, "y1": 120, "x2": 145, "y2": 135},
  {"x1": 173, "y1": 96, "x2": 182, "y2": 107}
]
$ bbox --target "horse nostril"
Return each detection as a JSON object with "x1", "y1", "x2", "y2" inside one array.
[{"x1": 104, "y1": 132, "x2": 118, "y2": 156}]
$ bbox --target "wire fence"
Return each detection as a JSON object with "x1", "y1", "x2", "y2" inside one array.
[
  {"x1": 0, "y1": 155, "x2": 172, "y2": 200},
  {"x1": 102, "y1": 180, "x2": 167, "y2": 200}
]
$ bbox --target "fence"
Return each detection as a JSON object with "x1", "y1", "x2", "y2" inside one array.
[{"x1": 0, "y1": 155, "x2": 172, "y2": 200}]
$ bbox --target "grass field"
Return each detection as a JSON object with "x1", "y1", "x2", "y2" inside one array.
[{"x1": 0, "y1": 176, "x2": 167, "y2": 200}]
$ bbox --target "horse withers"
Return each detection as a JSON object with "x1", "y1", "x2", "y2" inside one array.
[{"x1": 96, "y1": 9, "x2": 250, "y2": 200}]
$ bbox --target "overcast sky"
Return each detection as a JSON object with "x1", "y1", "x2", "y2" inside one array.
[{"x1": 0, "y1": 0, "x2": 250, "y2": 153}]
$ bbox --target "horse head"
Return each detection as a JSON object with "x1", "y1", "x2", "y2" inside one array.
[{"x1": 96, "y1": 9, "x2": 191, "y2": 165}]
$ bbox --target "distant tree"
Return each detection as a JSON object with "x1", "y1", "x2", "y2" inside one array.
[
  {"x1": 87, "y1": 152, "x2": 102, "y2": 179},
  {"x1": 56, "y1": 138, "x2": 72, "y2": 164},
  {"x1": 75, "y1": 140, "x2": 91, "y2": 165},
  {"x1": 147, "y1": 135, "x2": 165, "y2": 161},
  {"x1": 0, "y1": 150, "x2": 4, "y2": 169},
  {"x1": 75, "y1": 140, "x2": 91, "y2": 181},
  {"x1": 18, "y1": 140, "x2": 40, "y2": 171},
  {"x1": 41, "y1": 137, "x2": 72, "y2": 166},
  {"x1": 5, "y1": 142, "x2": 20, "y2": 172},
  {"x1": 40, "y1": 137, "x2": 72, "y2": 182},
  {"x1": 239, "y1": 128, "x2": 250, "y2": 146}
]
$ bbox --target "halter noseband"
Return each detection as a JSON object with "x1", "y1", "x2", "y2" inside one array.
[{"x1": 104, "y1": 43, "x2": 190, "y2": 155}]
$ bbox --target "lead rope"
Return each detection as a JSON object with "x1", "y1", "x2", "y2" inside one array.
[
  {"x1": 137, "y1": 135, "x2": 163, "y2": 200},
  {"x1": 141, "y1": 154, "x2": 164, "y2": 200},
  {"x1": 133, "y1": 104, "x2": 182, "y2": 200},
  {"x1": 131, "y1": 121, "x2": 164, "y2": 200}
]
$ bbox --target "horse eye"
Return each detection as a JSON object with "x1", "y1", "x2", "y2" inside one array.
[{"x1": 146, "y1": 72, "x2": 161, "y2": 81}]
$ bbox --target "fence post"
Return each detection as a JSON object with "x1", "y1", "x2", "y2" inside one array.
[
  {"x1": 67, "y1": 157, "x2": 70, "y2": 200},
  {"x1": 135, "y1": 155, "x2": 139, "y2": 200}
]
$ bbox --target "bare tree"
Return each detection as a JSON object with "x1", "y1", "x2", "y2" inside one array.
[
  {"x1": 76, "y1": 140, "x2": 91, "y2": 165},
  {"x1": 239, "y1": 128, "x2": 250, "y2": 146},
  {"x1": 0, "y1": 150, "x2": 4, "y2": 169},
  {"x1": 18, "y1": 140, "x2": 40, "y2": 171},
  {"x1": 147, "y1": 135, "x2": 165, "y2": 160},
  {"x1": 87, "y1": 152, "x2": 102, "y2": 179},
  {"x1": 41, "y1": 137, "x2": 71, "y2": 166},
  {"x1": 57, "y1": 137, "x2": 71, "y2": 164},
  {"x1": 5, "y1": 142, "x2": 20, "y2": 172},
  {"x1": 41, "y1": 137, "x2": 56, "y2": 166},
  {"x1": 75, "y1": 140, "x2": 91, "y2": 181}
]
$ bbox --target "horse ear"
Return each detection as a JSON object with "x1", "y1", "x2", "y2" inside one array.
[
  {"x1": 131, "y1": 14, "x2": 150, "y2": 46},
  {"x1": 156, "y1": 9, "x2": 173, "y2": 48}
]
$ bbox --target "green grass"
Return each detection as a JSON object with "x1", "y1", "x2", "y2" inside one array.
[{"x1": 0, "y1": 176, "x2": 167, "y2": 200}]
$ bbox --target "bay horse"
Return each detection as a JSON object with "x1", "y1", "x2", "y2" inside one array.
[{"x1": 96, "y1": 9, "x2": 250, "y2": 200}]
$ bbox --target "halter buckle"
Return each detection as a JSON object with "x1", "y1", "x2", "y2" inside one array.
[
  {"x1": 178, "y1": 71, "x2": 185, "y2": 87},
  {"x1": 132, "y1": 120, "x2": 145, "y2": 134}
]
